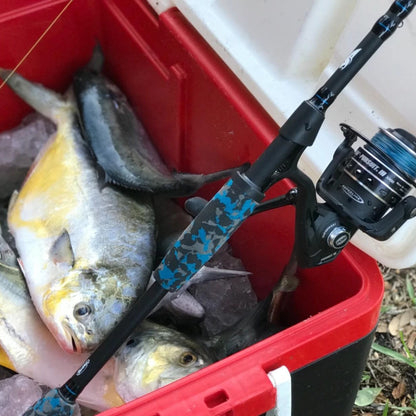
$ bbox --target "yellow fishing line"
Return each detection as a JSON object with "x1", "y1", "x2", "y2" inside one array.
[{"x1": 0, "y1": 0, "x2": 74, "y2": 91}]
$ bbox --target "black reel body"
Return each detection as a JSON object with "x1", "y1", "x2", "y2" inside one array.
[
  {"x1": 253, "y1": 123, "x2": 416, "y2": 268},
  {"x1": 317, "y1": 124, "x2": 416, "y2": 241}
]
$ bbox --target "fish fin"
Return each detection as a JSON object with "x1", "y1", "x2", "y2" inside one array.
[
  {"x1": 0, "y1": 69, "x2": 67, "y2": 123},
  {"x1": 87, "y1": 43, "x2": 105, "y2": 73},
  {"x1": 94, "y1": 165, "x2": 115, "y2": 192},
  {"x1": 102, "y1": 171, "x2": 139, "y2": 191},
  {"x1": 167, "y1": 291, "x2": 205, "y2": 319},
  {"x1": 104, "y1": 171, "x2": 118, "y2": 186},
  {"x1": 191, "y1": 266, "x2": 251, "y2": 284},
  {"x1": 7, "y1": 190, "x2": 19, "y2": 215},
  {"x1": 153, "y1": 286, "x2": 206, "y2": 320},
  {"x1": 171, "y1": 162, "x2": 250, "y2": 196},
  {"x1": 49, "y1": 230, "x2": 75, "y2": 267},
  {"x1": 17, "y1": 257, "x2": 27, "y2": 278}
]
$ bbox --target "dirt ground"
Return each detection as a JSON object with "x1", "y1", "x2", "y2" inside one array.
[{"x1": 352, "y1": 266, "x2": 416, "y2": 416}]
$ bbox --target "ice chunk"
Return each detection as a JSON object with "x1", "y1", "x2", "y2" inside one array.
[
  {"x1": 0, "y1": 374, "x2": 88, "y2": 416},
  {"x1": 0, "y1": 374, "x2": 42, "y2": 416},
  {"x1": 189, "y1": 245, "x2": 257, "y2": 336},
  {"x1": 189, "y1": 274, "x2": 258, "y2": 336},
  {"x1": 153, "y1": 196, "x2": 257, "y2": 333},
  {"x1": 0, "y1": 113, "x2": 55, "y2": 201},
  {"x1": 205, "y1": 243, "x2": 246, "y2": 271}
]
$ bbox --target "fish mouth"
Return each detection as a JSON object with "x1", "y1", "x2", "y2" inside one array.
[
  {"x1": 62, "y1": 322, "x2": 81, "y2": 353},
  {"x1": 71, "y1": 335, "x2": 78, "y2": 353}
]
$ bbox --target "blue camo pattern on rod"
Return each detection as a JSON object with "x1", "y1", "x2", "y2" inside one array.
[
  {"x1": 22, "y1": 388, "x2": 75, "y2": 416},
  {"x1": 154, "y1": 173, "x2": 263, "y2": 291}
]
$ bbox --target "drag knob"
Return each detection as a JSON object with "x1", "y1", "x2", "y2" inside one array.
[{"x1": 327, "y1": 226, "x2": 350, "y2": 250}]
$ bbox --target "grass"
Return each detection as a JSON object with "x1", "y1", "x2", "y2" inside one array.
[
  {"x1": 352, "y1": 265, "x2": 416, "y2": 416},
  {"x1": 372, "y1": 338, "x2": 416, "y2": 370},
  {"x1": 352, "y1": 266, "x2": 416, "y2": 416}
]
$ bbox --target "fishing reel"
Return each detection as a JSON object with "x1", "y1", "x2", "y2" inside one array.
[
  {"x1": 317, "y1": 123, "x2": 416, "y2": 240},
  {"x1": 254, "y1": 123, "x2": 416, "y2": 269},
  {"x1": 291, "y1": 123, "x2": 416, "y2": 268}
]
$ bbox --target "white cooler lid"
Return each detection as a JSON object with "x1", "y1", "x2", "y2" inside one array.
[{"x1": 148, "y1": 0, "x2": 416, "y2": 268}]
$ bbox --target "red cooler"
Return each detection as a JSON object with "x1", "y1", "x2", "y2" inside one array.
[{"x1": 0, "y1": 1, "x2": 384, "y2": 415}]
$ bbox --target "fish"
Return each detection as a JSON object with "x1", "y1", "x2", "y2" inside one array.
[
  {"x1": 113, "y1": 320, "x2": 213, "y2": 402},
  {"x1": 0, "y1": 222, "x2": 17, "y2": 268},
  {"x1": 0, "y1": 227, "x2": 213, "y2": 410},
  {"x1": 72, "y1": 46, "x2": 247, "y2": 196},
  {"x1": 0, "y1": 227, "x2": 124, "y2": 412},
  {"x1": 0, "y1": 68, "x2": 157, "y2": 354},
  {"x1": 116, "y1": 292, "x2": 283, "y2": 404}
]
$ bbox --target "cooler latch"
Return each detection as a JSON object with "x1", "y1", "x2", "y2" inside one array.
[{"x1": 266, "y1": 366, "x2": 292, "y2": 416}]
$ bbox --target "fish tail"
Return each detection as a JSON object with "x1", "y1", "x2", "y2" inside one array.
[
  {"x1": 0, "y1": 69, "x2": 67, "y2": 123},
  {"x1": 168, "y1": 162, "x2": 250, "y2": 196},
  {"x1": 86, "y1": 43, "x2": 105, "y2": 73},
  {"x1": 178, "y1": 162, "x2": 250, "y2": 186}
]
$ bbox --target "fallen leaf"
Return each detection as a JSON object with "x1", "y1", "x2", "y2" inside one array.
[
  {"x1": 389, "y1": 316, "x2": 401, "y2": 336},
  {"x1": 377, "y1": 321, "x2": 388, "y2": 333},
  {"x1": 400, "y1": 310, "x2": 414, "y2": 325},
  {"x1": 388, "y1": 310, "x2": 414, "y2": 336},
  {"x1": 401, "y1": 396, "x2": 409, "y2": 407},
  {"x1": 392, "y1": 380, "x2": 406, "y2": 399},
  {"x1": 408, "y1": 331, "x2": 416, "y2": 349},
  {"x1": 402, "y1": 324, "x2": 414, "y2": 337},
  {"x1": 355, "y1": 387, "x2": 383, "y2": 407}
]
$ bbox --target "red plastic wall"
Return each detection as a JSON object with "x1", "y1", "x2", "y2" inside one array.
[{"x1": 0, "y1": 1, "x2": 384, "y2": 415}]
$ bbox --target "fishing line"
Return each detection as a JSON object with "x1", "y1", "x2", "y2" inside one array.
[
  {"x1": 371, "y1": 128, "x2": 416, "y2": 179},
  {"x1": 0, "y1": 0, "x2": 74, "y2": 91}
]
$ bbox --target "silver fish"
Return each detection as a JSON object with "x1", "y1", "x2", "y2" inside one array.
[
  {"x1": 114, "y1": 320, "x2": 213, "y2": 402},
  {"x1": 0, "y1": 68, "x2": 157, "y2": 354},
  {"x1": 0, "y1": 227, "x2": 124, "y2": 411},
  {"x1": 0, "y1": 227, "x2": 213, "y2": 409},
  {"x1": 72, "y1": 46, "x2": 245, "y2": 196},
  {"x1": 114, "y1": 296, "x2": 279, "y2": 404}
]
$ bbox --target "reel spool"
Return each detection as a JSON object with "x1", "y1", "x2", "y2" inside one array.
[{"x1": 317, "y1": 124, "x2": 416, "y2": 240}]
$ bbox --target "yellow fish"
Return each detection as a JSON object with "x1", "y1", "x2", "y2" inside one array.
[
  {"x1": 0, "y1": 229, "x2": 211, "y2": 410},
  {"x1": 114, "y1": 321, "x2": 213, "y2": 402},
  {"x1": 0, "y1": 228, "x2": 123, "y2": 411},
  {"x1": 1, "y1": 69, "x2": 156, "y2": 354}
]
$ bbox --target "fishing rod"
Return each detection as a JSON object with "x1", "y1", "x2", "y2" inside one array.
[{"x1": 23, "y1": 1, "x2": 416, "y2": 414}]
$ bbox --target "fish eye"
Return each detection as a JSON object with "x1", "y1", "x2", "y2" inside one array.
[
  {"x1": 179, "y1": 351, "x2": 197, "y2": 367},
  {"x1": 79, "y1": 269, "x2": 98, "y2": 282},
  {"x1": 74, "y1": 302, "x2": 92, "y2": 320}
]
